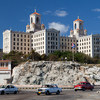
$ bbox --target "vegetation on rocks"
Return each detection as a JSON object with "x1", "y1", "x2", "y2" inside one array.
[{"x1": 1, "y1": 50, "x2": 100, "y2": 68}]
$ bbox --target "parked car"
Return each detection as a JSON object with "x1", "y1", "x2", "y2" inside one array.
[
  {"x1": 0, "y1": 85, "x2": 18, "y2": 95},
  {"x1": 36, "y1": 84, "x2": 62, "y2": 95},
  {"x1": 74, "y1": 82, "x2": 94, "y2": 91}
]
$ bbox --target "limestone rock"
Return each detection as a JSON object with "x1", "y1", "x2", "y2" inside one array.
[{"x1": 11, "y1": 61, "x2": 100, "y2": 85}]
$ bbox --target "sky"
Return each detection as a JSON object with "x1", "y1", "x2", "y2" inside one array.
[{"x1": 0, "y1": 0, "x2": 100, "y2": 49}]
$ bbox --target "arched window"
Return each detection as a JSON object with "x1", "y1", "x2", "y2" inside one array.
[
  {"x1": 36, "y1": 17, "x2": 39, "y2": 24},
  {"x1": 75, "y1": 23, "x2": 77, "y2": 29},
  {"x1": 80, "y1": 23, "x2": 82, "y2": 29},
  {"x1": 31, "y1": 17, "x2": 33, "y2": 23}
]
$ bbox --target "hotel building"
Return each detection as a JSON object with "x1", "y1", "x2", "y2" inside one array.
[
  {"x1": 3, "y1": 11, "x2": 60, "y2": 55},
  {"x1": 3, "y1": 11, "x2": 100, "y2": 58}
]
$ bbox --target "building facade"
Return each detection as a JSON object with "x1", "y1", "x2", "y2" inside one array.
[
  {"x1": 78, "y1": 34, "x2": 100, "y2": 58},
  {"x1": 69, "y1": 17, "x2": 100, "y2": 58},
  {"x1": 60, "y1": 36, "x2": 77, "y2": 53},
  {"x1": 3, "y1": 11, "x2": 100, "y2": 58},
  {"x1": 69, "y1": 16, "x2": 87, "y2": 38},
  {"x1": 3, "y1": 30, "x2": 32, "y2": 54},
  {"x1": 0, "y1": 60, "x2": 11, "y2": 84},
  {"x1": 3, "y1": 11, "x2": 60, "y2": 55}
]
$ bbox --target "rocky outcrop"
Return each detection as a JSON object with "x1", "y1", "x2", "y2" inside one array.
[{"x1": 12, "y1": 61, "x2": 100, "y2": 85}]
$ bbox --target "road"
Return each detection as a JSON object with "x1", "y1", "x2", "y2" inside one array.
[{"x1": 0, "y1": 89, "x2": 100, "y2": 100}]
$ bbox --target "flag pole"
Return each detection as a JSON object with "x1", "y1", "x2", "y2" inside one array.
[
  {"x1": 73, "y1": 49, "x2": 74, "y2": 62},
  {"x1": 72, "y1": 43, "x2": 75, "y2": 62}
]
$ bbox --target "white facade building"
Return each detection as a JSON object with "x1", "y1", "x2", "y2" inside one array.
[
  {"x1": 3, "y1": 11, "x2": 60, "y2": 55},
  {"x1": 69, "y1": 17, "x2": 100, "y2": 58},
  {"x1": 0, "y1": 60, "x2": 11, "y2": 84},
  {"x1": 78, "y1": 34, "x2": 100, "y2": 58},
  {"x1": 70, "y1": 17, "x2": 87, "y2": 38}
]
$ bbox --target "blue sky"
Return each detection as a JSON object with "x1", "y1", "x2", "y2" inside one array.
[{"x1": 0, "y1": 0, "x2": 100, "y2": 49}]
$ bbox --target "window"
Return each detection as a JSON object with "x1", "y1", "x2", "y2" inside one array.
[
  {"x1": 24, "y1": 47, "x2": 26, "y2": 50},
  {"x1": 13, "y1": 42, "x2": 15, "y2": 45},
  {"x1": 31, "y1": 17, "x2": 33, "y2": 23},
  {"x1": 80, "y1": 23, "x2": 82, "y2": 29},
  {"x1": 13, "y1": 47, "x2": 15, "y2": 49},
  {"x1": 17, "y1": 34, "x2": 19, "y2": 37},
  {"x1": 17, "y1": 47, "x2": 19, "y2": 50},
  {"x1": 75, "y1": 23, "x2": 77, "y2": 29},
  {"x1": 17, "y1": 38, "x2": 19, "y2": 41},
  {"x1": 36, "y1": 17, "x2": 39, "y2": 24},
  {"x1": 24, "y1": 39, "x2": 26, "y2": 42},
  {"x1": 17, "y1": 43, "x2": 19, "y2": 45},
  {"x1": 13, "y1": 34, "x2": 15, "y2": 37},
  {"x1": 14, "y1": 38, "x2": 15, "y2": 41},
  {"x1": 24, "y1": 35, "x2": 26, "y2": 38},
  {"x1": 6, "y1": 63, "x2": 8, "y2": 67}
]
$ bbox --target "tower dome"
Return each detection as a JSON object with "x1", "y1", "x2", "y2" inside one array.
[{"x1": 41, "y1": 24, "x2": 45, "y2": 30}]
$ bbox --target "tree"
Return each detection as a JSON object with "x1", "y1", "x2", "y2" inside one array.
[
  {"x1": 28, "y1": 50, "x2": 41, "y2": 61},
  {"x1": 41, "y1": 54, "x2": 47, "y2": 60},
  {"x1": 48, "y1": 54, "x2": 59, "y2": 61}
]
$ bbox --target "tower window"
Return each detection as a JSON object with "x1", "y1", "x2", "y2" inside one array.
[
  {"x1": 80, "y1": 23, "x2": 82, "y2": 29},
  {"x1": 36, "y1": 17, "x2": 39, "y2": 24},
  {"x1": 31, "y1": 17, "x2": 33, "y2": 23},
  {"x1": 75, "y1": 23, "x2": 77, "y2": 29}
]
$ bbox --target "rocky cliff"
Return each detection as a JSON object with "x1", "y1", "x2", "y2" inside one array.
[{"x1": 12, "y1": 61, "x2": 100, "y2": 85}]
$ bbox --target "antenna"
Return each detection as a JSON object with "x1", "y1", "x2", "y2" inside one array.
[
  {"x1": 78, "y1": 16, "x2": 79, "y2": 19},
  {"x1": 35, "y1": 9, "x2": 36, "y2": 12}
]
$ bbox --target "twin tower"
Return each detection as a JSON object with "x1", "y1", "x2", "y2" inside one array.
[
  {"x1": 70, "y1": 16, "x2": 87, "y2": 38},
  {"x1": 26, "y1": 10, "x2": 87, "y2": 38},
  {"x1": 26, "y1": 10, "x2": 45, "y2": 33}
]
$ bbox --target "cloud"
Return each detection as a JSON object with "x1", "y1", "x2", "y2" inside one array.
[
  {"x1": 55, "y1": 10, "x2": 68, "y2": 17},
  {"x1": 43, "y1": 10, "x2": 52, "y2": 15},
  {"x1": 92, "y1": 8, "x2": 100, "y2": 12},
  {"x1": 97, "y1": 16, "x2": 100, "y2": 18},
  {"x1": 43, "y1": 10, "x2": 68, "y2": 17},
  {"x1": 48, "y1": 22, "x2": 69, "y2": 33}
]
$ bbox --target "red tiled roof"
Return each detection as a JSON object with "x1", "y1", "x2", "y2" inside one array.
[
  {"x1": 74, "y1": 19, "x2": 83, "y2": 22},
  {"x1": 0, "y1": 60, "x2": 11, "y2": 63},
  {"x1": 31, "y1": 12, "x2": 40, "y2": 15},
  {"x1": 0, "y1": 67, "x2": 8, "y2": 70}
]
